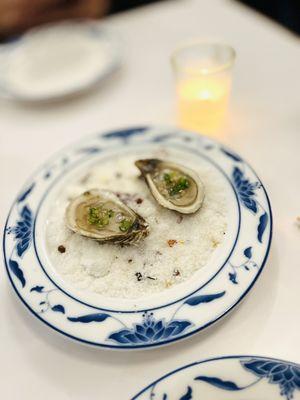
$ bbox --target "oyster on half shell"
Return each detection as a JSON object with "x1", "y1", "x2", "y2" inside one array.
[
  {"x1": 135, "y1": 159, "x2": 204, "y2": 214},
  {"x1": 66, "y1": 189, "x2": 149, "y2": 245}
]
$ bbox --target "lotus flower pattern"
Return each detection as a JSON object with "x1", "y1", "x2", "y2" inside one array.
[
  {"x1": 108, "y1": 312, "x2": 191, "y2": 345},
  {"x1": 242, "y1": 358, "x2": 300, "y2": 400},
  {"x1": 7, "y1": 205, "x2": 33, "y2": 257},
  {"x1": 232, "y1": 167, "x2": 260, "y2": 213}
]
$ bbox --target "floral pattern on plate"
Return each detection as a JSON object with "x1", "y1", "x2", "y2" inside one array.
[{"x1": 3, "y1": 127, "x2": 272, "y2": 349}]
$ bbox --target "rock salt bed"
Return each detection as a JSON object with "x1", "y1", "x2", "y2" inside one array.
[{"x1": 46, "y1": 153, "x2": 227, "y2": 299}]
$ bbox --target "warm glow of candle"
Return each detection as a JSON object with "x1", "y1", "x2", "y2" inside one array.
[
  {"x1": 177, "y1": 74, "x2": 231, "y2": 134},
  {"x1": 171, "y1": 42, "x2": 235, "y2": 136}
]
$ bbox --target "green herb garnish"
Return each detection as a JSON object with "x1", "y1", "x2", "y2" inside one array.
[
  {"x1": 88, "y1": 206, "x2": 114, "y2": 228},
  {"x1": 162, "y1": 171, "x2": 190, "y2": 196},
  {"x1": 163, "y1": 173, "x2": 172, "y2": 183},
  {"x1": 119, "y1": 218, "x2": 133, "y2": 232},
  {"x1": 169, "y1": 176, "x2": 190, "y2": 195},
  {"x1": 108, "y1": 209, "x2": 115, "y2": 218}
]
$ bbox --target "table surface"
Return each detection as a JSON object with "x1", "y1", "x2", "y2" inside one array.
[{"x1": 1, "y1": 0, "x2": 299, "y2": 399}]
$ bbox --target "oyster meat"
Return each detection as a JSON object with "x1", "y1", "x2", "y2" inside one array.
[
  {"x1": 135, "y1": 159, "x2": 204, "y2": 214},
  {"x1": 66, "y1": 189, "x2": 149, "y2": 245}
]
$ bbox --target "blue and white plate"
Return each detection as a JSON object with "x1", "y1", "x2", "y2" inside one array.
[
  {"x1": 132, "y1": 355, "x2": 300, "y2": 399},
  {"x1": 0, "y1": 21, "x2": 120, "y2": 102},
  {"x1": 3, "y1": 126, "x2": 272, "y2": 349}
]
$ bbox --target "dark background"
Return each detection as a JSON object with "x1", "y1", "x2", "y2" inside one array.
[
  {"x1": 237, "y1": 0, "x2": 300, "y2": 35},
  {"x1": 112, "y1": 0, "x2": 300, "y2": 36}
]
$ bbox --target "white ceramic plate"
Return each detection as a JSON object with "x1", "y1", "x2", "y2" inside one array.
[
  {"x1": 0, "y1": 21, "x2": 120, "y2": 102},
  {"x1": 3, "y1": 126, "x2": 272, "y2": 349},
  {"x1": 132, "y1": 355, "x2": 300, "y2": 399}
]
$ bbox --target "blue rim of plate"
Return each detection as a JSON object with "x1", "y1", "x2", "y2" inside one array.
[
  {"x1": 2, "y1": 126, "x2": 273, "y2": 349},
  {"x1": 131, "y1": 355, "x2": 300, "y2": 399}
]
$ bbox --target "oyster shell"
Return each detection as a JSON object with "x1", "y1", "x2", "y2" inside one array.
[
  {"x1": 66, "y1": 189, "x2": 149, "y2": 245},
  {"x1": 135, "y1": 159, "x2": 204, "y2": 214}
]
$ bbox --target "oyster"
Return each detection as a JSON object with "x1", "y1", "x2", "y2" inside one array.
[
  {"x1": 135, "y1": 159, "x2": 204, "y2": 214},
  {"x1": 66, "y1": 189, "x2": 149, "y2": 245}
]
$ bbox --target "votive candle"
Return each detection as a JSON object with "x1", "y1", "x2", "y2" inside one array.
[{"x1": 171, "y1": 42, "x2": 236, "y2": 135}]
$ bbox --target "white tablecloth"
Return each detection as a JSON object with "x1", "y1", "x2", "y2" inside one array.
[{"x1": 1, "y1": 1, "x2": 299, "y2": 399}]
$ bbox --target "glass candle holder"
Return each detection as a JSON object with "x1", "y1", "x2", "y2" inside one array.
[{"x1": 171, "y1": 41, "x2": 236, "y2": 135}]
